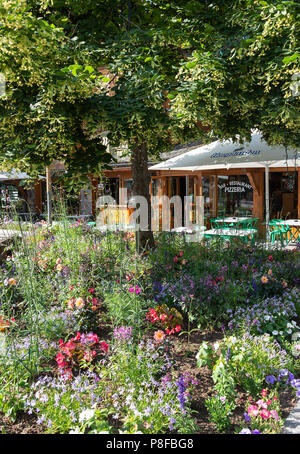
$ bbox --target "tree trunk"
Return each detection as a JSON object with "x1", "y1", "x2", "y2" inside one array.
[{"x1": 131, "y1": 142, "x2": 155, "y2": 251}]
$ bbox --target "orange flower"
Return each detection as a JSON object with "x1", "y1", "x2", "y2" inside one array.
[
  {"x1": 261, "y1": 276, "x2": 268, "y2": 284},
  {"x1": 8, "y1": 278, "x2": 17, "y2": 287},
  {"x1": 75, "y1": 297, "x2": 85, "y2": 309},
  {"x1": 154, "y1": 330, "x2": 166, "y2": 343}
]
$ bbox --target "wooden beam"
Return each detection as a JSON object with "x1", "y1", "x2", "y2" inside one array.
[
  {"x1": 298, "y1": 170, "x2": 300, "y2": 218},
  {"x1": 34, "y1": 182, "x2": 42, "y2": 214}
]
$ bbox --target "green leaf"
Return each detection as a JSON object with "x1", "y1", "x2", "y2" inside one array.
[{"x1": 282, "y1": 54, "x2": 300, "y2": 65}]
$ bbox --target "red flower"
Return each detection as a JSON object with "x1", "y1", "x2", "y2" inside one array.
[{"x1": 100, "y1": 341, "x2": 109, "y2": 353}]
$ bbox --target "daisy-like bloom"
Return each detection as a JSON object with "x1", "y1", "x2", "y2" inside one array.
[
  {"x1": 56, "y1": 264, "x2": 63, "y2": 271},
  {"x1": 154, "y1": 330, "x2": 166, "y2": 344},
  {"x1": 267, "y1": 269, "x2": 272, "y2": 276},
  {"x1": 261, "y1": 275, "x2": 268, "y2": 284},
  {"x1": 8, "y1": 278, "x2": 17, "y2": 286},
  {"x1": 75, "y1": 297, "x2": 85, "y2": 309}
]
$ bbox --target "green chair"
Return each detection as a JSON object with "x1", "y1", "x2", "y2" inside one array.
[
  {"x1": 269, "y1": 222, "x2": 288, "y2": 246},
  {"x1": 210, "y1": 218, "x2": 223, "y2": 229}
]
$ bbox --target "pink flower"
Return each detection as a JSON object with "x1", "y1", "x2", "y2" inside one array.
[
  {"x1": 256, "y1": 399, "x2": 268, "y2": 409},
  {"x1": 129, "y1": 285, "x2": 141, "y2": 294},
  {"x1": 270, "y1": 410, "x2": 279, "y2": 421},
  {"x1": 247, "y1": 405, "x2": 259, "y2": 417},
  {"x1": 174, "y1": 256, "x2": 178, "y2": 263},
  {"x1": 67, "y1": 299, "x2": 74, "y2": 309},
  {"x1": 260, "y1": 409, "x2": 271, "y2": 419},
  {"x1": 179, "y1": 251, "x2": 183, "y2": 257},
  {"x1": 261, "y1": 389, "x2": 268, "y2": 398}
]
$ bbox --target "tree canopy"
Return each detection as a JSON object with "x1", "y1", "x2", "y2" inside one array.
[{"x1": 1, "y1": 0, "x2": 298, "y2": 179}]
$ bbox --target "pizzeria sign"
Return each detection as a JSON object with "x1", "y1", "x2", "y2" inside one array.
[{"x1": 218, "y1": 180, "x2": 252, "y2": 193}]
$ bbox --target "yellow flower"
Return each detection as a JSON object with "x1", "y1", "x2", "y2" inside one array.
[
  {"x1": 56, "y1": 264, "x2": 63, "y2": 271},
  {"x1": 268, "y1": 269, "x2": 272, "y2": 275},
  {"x1": 261, "y1": 276, "x2": 268, "y2": 284}
]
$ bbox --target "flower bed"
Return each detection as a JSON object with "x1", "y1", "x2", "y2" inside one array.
[{"x1": 0, "y1": 222, "x2": 299, "y2": 434}]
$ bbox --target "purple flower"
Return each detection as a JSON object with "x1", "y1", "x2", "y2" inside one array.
[
  {"x1": 243, "y1": 412, "x2": 251, "y2": 422},
  {"x1": 266, "y1": 375, "x2": 277, "y2": 385},
  {"x1": 113, "y1": 326, "x2": 133, "y2": 342}
]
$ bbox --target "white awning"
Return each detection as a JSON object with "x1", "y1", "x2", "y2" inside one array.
[
  {"x1": 0, "y1": 170, "x2": 44, "y2": 181},
  {"x1": 149, "y1": 131, "x2": 300, "y2": 171},
  {"x1": 0, "y1": 171, "x2": 31, "y2": 181}
]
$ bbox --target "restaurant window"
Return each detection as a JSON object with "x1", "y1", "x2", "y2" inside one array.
[
  {"x1": 0, "y1": 184, "x2": 20, "y2": 211},
  {"x1": 217, "y1": 175, "x2": 253, "y2": 217},
  {"x1": 202, "y1": 176, "x2": 214, "y2": 218}
]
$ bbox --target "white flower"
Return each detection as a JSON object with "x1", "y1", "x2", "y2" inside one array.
[
  {"x1": 292, "y1": 332, "x2": 300, "y2": 341},
  {"x1": 213, "y1": 342, "x2": 220, "y2": 351},
  {"x1": 272, "y1": 330, "x2": 278, "y2": 336},
  {"x1": 69, "y1": 427, "x2": 82, "y2": 434},
  {"x1": 79, "y1": 409, "x2": 95, "y2": 423}
]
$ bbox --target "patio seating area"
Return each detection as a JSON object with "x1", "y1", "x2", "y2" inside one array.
[{"x1": 205, "y1": 216, "x2": 300, "y2": 247}]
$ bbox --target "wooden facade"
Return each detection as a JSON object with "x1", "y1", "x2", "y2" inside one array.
[{"x1": 101, "y1": 164, "x2": 300, "y2": 231}]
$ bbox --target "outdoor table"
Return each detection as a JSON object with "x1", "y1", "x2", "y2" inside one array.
[
  {"x1": 170, "y1": 225, "x2": 206, "y2": 243},
  {"x1": 171, "y1": 226, "x2": 206, "y2": 234},
  {"x1": 275, "y1": 219, "x2": 300, "y2": 243},
  {"x1": 216, "y1": 217, "x2": 250, "y2": 228},
  {"x1": 219, "y1": 217, "x2": 249, "y2": 224},
  {"x1": 204, "y1": 228, "x2": 257, "y2": 244}
]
